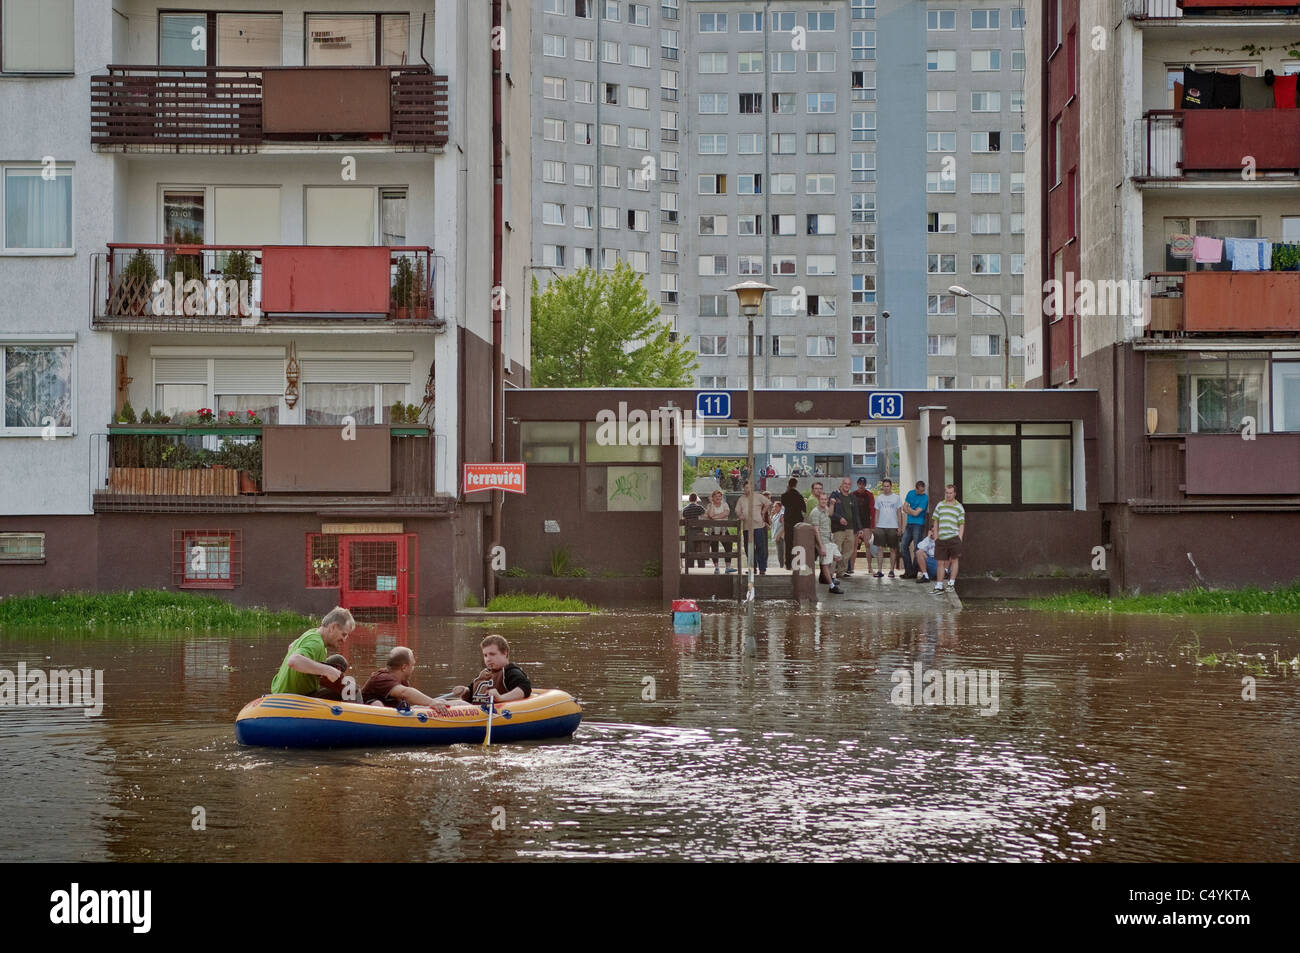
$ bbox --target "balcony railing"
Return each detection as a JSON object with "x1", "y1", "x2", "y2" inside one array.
[
  {"x1": 1128, "y1": 0, "x2": 1300, "y2": 16},
  {"x1": 1144, "y1": 269, "x2": 1300, "y2": 335},
  {"x1": 90, "y1": 65, "x2": 449, "y2": 153},
  {"x1": 92, "y1": 426, "x2": 440, "y2": 511},
  {"x1": 1137, "y1": 110, "x2": 1300, "y2": 178},
  {"x1": 91, "y1": 245, "x2": 444, "y2": 330}
]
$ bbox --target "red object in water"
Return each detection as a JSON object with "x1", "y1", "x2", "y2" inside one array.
[{"x1": 671, "y1": 599, "x2": 699, "y2": 614}]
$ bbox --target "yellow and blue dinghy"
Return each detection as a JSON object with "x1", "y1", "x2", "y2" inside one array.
[{"x1": 235, "y1": 690, "x2": 582, "y2": 748}]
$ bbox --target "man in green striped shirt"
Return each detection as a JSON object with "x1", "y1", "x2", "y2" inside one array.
[{"x1": 931, "y1": 484, "x2": 966, "y2": 594}]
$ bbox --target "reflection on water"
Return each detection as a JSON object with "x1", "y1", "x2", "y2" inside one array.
[{"x1": 0, "y1": 608, "x2": 1297, "y2": 862}]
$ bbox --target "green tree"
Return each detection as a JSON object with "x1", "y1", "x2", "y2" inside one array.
[{"x1": 531, "y1": 262, "x2": 698, "y2": 387}]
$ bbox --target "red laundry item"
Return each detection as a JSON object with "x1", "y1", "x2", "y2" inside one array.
[{"x1": 1274, "y1": 74, "x2": 1298, "y2": 109}]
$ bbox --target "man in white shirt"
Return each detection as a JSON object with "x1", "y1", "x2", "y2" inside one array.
[
  {"x1": 806, "y1": 491, "x2": 843, "y2": 594},
  {"x1": 872, "y1": 479, "x2": 905, "y2": 578}
]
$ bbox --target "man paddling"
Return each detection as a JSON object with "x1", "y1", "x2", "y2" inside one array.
[
  {"x1": 270, "y1": 607, "x2": 355, "y2": 696},
  {"x1": 452, "y1": 635, "x2": 531, "y2": 703},
  {"x1": 362, "y1": 647, "x2": 451, "y2": 714}
]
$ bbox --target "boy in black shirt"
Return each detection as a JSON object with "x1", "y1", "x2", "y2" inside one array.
[{"x1": 452, "y1": 635, "x2": 532, "y2": 703}]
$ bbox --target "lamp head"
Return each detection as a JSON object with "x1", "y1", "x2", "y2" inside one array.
[
  {"x1": 725, "y1": 280, "x2": 777, "y2": 318},
  {"x1": 948, "y1": 285, "x2": 970, "y2": 297}
]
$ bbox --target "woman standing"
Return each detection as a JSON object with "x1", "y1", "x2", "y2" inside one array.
[{"x1": 703, "y1": 489, "x2": 731, "y2": 574}]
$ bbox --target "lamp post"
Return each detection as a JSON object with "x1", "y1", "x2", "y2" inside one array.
[
  {"x1": 949, "y1": 285, "x2": 1010, "y2": 388},
  {"x1": 726, "y1": 280, "x2": 775, "y2": 609}
]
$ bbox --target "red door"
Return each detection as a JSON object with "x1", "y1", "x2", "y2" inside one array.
[{"x1": 338, "y1": 534, "x2": 416, "y2": 619}]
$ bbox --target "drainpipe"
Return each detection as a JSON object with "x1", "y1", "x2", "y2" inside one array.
[
  {"x1": 1039, "y1": 4, "x2": 1051, "y2": 388},
  {"x1": 488, "y1": 0, "x2": 505, "y2": 601}
]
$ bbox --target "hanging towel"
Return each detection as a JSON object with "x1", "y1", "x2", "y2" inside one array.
[
  {"x1": 1258, "y1": 240, "x2": 1273, "y2": 271},
  {"x1": 1169, "y1": 234, "x2": 1194, "y2": 259},
  {"x1": 1212, "y1": 72, "x2": 1241, "y2": 109},
  {"x1": 1192, "y1": 236, "x2": 1223, "y2": 264},
  {"x1": 1182, "y1": 68, "x2": 1215, "y2": 109},
  {"x1": 1240, "y1": 75, "x2": 1273, "y2": 110},
  {"x1": 1274, "y1": 74, "x2": 1298, "y2": 109},
  {"x1": 1225, "y1": 238, "x2": 1260, "y2": 271}
]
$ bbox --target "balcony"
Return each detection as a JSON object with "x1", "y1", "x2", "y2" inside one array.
[
  {"x1": 91, "y1": 245, "x2": 443, "y2": 331},
  {"x1": 1132, "y1": 434, "x2": 1300, "y2": 508},
  {"x1": 1144, "y1": 271, "x2": 1300, "y2": 336},
  {"x1": 90, "y1": 66, "x2": 449, "y2": 154},
  {"x1": 1136, "y1": 110, "x2": 1300, "y2": 180},
  {"x1": 92, "y1": 426, "x2": 443, "y2": 513},
  {"x1": 1127, "y1": 0, "x2": 1300, "y2": 17}
]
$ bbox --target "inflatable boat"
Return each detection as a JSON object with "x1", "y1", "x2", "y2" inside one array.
[{"x1": 235, "y1": 690, "x2": 582, "y2": 748}]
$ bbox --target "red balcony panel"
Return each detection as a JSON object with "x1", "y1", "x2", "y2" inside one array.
[
  {"x1": 263, "y1": 426, "x2": 391, "y2": 492},
  {"x1": 261, "y1": 246, "x2": 392, "y2": 314},
  {"x1": 1180, "y1": 0, "x2": 1290, "y2": 7},
  {"x1": 1183, "y1": 272, "x2": 1300, "y2": 333},
  {"x1": 1182, "y1": 110, "x2": 1300, "y2": 173},
  {"x1": 1184, "y1": 434, "x2": 1300, "y2": 495},
  {"x1": 262, "y1": 68, "x2": 390, "y2": 135}
]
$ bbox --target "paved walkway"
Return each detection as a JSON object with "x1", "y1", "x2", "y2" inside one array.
[{"x1": 686, "y1": 564, "x2": 962, "y2": 610}]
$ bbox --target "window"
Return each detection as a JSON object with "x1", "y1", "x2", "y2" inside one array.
[
  {"x1": 945, "y1": 423, "x2": 1073, "y2": 508},
  {"x1": 1011, "y1": 254, "x2": 1025, "y2": 275},
  {"x1": 0, "y1": 532, "x2": 44, "y2": 562},
  {"x1": 738, "y1": 215, "x2": 762, "y2": 236},
  {"x1": 971, "y1": 334, "x2": 1001, "y2": 357},
  {"x1": 971, "y1": 213, "x2": 1001, "y2": 234},
  {"x1": 928, "y1": 9, "x2": 955, "y2": 30},
  {"x1": 851, "y1": 112, "x2": 876, "y2": 141},
  {"x1": 971, "y1": 294, "x2": 1002, "y2": 316},
  {"x1": 699, "y1": 376, "x2": 727, "y2": 389},
  {"x1": 628, "y1": 87, "x2": 649, "y2": 109},
  {"x1": 928, "y1": 91, "x2": 956, "y2": 112},
  {"x1": 601, "y1": 248, "x2": 619, "y2": 270},
  {"x1": 930, "y1": 375, "x2": 956, "y2": 389},
  {"x1": 574, "y1": 206, "x2": 593, "y2": 229},
  {"x1": 661, "y1": 29, "x2": 679, "y2": 56},
  {"x1": 601, "y1": 123, "x2": 620, "y2": 147},
  {"x1": 1010, "y1": 213, "x2": 1025, "y2": 235},
  {"x1": 601, "y1": 206, "x2": 619, "y2": 229},
  {"x1": 628, "y1": 127, "x2": 649, "y2": 150},
  {"x1": 603, "y1": 0, "x2": 621, "y2": 20},
  {"x1": 769, "y1": 133, "x2": 795, "y2": 155},
  {"x1": 928, "y1": 131, "x2": 956, "y2": 153},
  {"x1": 1011, "y1": 90, "x2": 1026, "y2": 112},
  {"x1": 737, "y1": 133, "x2": 762, "y2": 154},
  {"x1": 1147, "y1": 352, "x2": 1272, "y2": 435},
  {"x1": 699, "y1": 52, "x2": 727, "y2": 73},
  {"x1": 543, "y1": 161, "x2": 565, "y2": 184},
  {"x1": 851, "y1": 153, "x2": 876, "y2": 183},
  {"x1": 1012, "y1": 50, "x2": 1025, "y2": 71},
  {"x1": 543, "y1": 118, "x2": 565, "y2": 143},
  {"x1": 851, "y1": 232, "x2": 875, "y2": 261},
  {"x1": 739, "y1": 93, "x2": 763, "y2": 114},
  {"x1": 971, "y1": 173, "x2": 1001, "y2": 193},
  {"x1": 738, "y1": 254, "x2": 763, "y2": 274},
  {"x1": 661, "y1": 231, "x2": 678, "y2": 258},
  {"x1": 740, "y1": 12, "x2": 763, "y2": 32},
  {"x1": 771, "y1": 173, "x2": 796, "y2": 194},
  {"x1": 808, "y1": 11, "x2": 836, "y2": 31},
  {"x1": 927, "y1": 50, "x2": 955, "y2": 72},
  {"x1": 629, "y1": 44, "x2": 649, "y2": 67},
  {"x1": 772, "y1": 92, "x2": 796, "y2": 114},
  {"x1": 575, "y1": 0, "x2": 591, "y2": 15},
  {"x1": 2, "y1": 344, "x2": 72, "y2": 433},
  {"x1": 738, "y1": 335, "x2": 763, "y2": 356},
  {"x1": 770, "y1": 51, "x2": 796, "y2": 72},
  {"x1": 771, "y1": 295, "x2": 798, "y2": 316},
  {"x1": 738, "y1": 52, "x2": 763, "y2": 73},
  {"x1": 771, "y1": 11, "x2": 796, "y2": 32},
  {"x1": 771, "y1": 255, "x2": 797, "y2": 276},
  {"x1": 972, "y1": 91, "x2": 1001, "y2": 112},
  {"x1": 699, "y1": 214, "x2": 728, "y2": 235},
  {"x1": 807, "y1": 52, "x2": 837, "y2": 72},
  {"x1": 928, "y1": 211, "x2": 957, "y2": 233},
  {"x1": 1011, "y1": 133, "x2": 1026, "y2": 153},
  {"x1": 972, "y1": 132, "x2": 1001, "y2": 153},
  {"x1": 699, "y1": 11, "x2": 726, "y2": 31},
  {"x1": 806, "y1": 174, "x2": 835, "y2": 194},
  {"x1": 806, "y1": 256, "x2": 837, "y2": 277},
  {"x1": 852, "y1": 315, "x2": 875, "y2": 346},
  {"x1": 852, "y1": 70, "x2": 876, "y2": 100},
  {"x1": 928, "y1": 334, "x2": 957, "y2": 356},
  {"x1": 574, "y1": 164, "x2": 594, "y2": 187},
  {"x1": 660, "y1": 68, "x2": 678, "y2": 98},
  {"x1": 574, "y1": 38, "x2": 593, "y2": 61},
  {"x1": 698, "y1": 255, "x2": 728, "y2": 276},
  {"x1": 542, "y1": 244, "x2": 566, "y2": 267},
  {"x1": 852, "y1": 31, "x2": 875, "y2": 61},
  {"x1": 544, "y1": 34, "x2": 567, "y2": 57},
  {"x1": 852, "y1": 0, "x2": 875, "y2": 20},
  {"x1": 928, "y1": 254, "x2": 956, "y2": 274},
  {"x1": 971, "y1": 254, "x2": 1001, "y2": 274},
  {"x1": 807, "y1": 93, "x2": 836, "y2": 114},
  {"x1": 629, "y1": 3, "x2": 650, "y2": 26},
  {"x1": 807, "y1": 379, "x2": 837, "y2": 391},
  {"x1": 627, "y1": 209, "x2": 649, "y2": 231},
  {"x1": 927, "y1": 172, "x2": 956, "y2": 194},
  {"x1": 699, "y1": 294, "x2": 729, "y2": 316},
  {"x1": 543, "y1": 76, "x2": 566, "y2": 100},
  {"x1": 928, "y1": 294, "x2": 957, "y2": 315},
  {"x1": 807, "y1": 294, "x2": 838, "y2": 316},
  {"x1": 603, "y1": 83, "x2": 619, "y2": 105},
  {"x1": 807, "y1": 133, "x2": 836, "y2": 155},
  {"x1": 1011, "y1": 295, "x2": 1024, "y2": 315},
  {"x1": 542, "y1": 202, "x2": 565, "y2": 226},
  {"x1": 771, "y1": 336, "x2": 796, "y2": 357},
  {"x1": 699, "y1": 335, "x2": 727, "y2": 356},
  {"x1": 738, "y1": 174, "x2": 762, "y2": 195},
  {"x1": 699, "y1": 93, "x2": 728, "y2": 114},
  {"x1": 175, "y1": 530, "x2": 241, "y2": 589},
  {"x1": 1012, "y1": 8, "x2": 1026, "y2": 29},
  {"x1": 807, "y1": 336, "x2": 837, "y2": 357},
  {"x1": 772, "y1": 214, "x2": 796, "y2": 236},
  {"x1": 698, "y1": 174, "x2": 727, "y2": 195},
  {"x1": 971, "y1": 9, "x2": 999, "y2": 30},
  {"x1": 662, "y1": 273, "x2": 678, "y2": 303},
  {"x1": 852, "y1": 275, "x2": 875, "y2": 304},
  {"x1": 575, "y1": 80, "x2": 594, "y2": 103},
  {"x1": 2, "y1": 164, "x2": 72, "y2": 252},
  {"x1": 602, "y1": 165, "x2": 620, "y2": 188}
]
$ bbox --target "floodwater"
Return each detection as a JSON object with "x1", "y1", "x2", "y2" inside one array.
[{"x1": 1, "y1": 605, "x2": 1298, "y2": 862}]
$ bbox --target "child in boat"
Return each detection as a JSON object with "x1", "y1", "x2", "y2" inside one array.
[
  {"x1": 361, "y1": 647, "x2": 451, "y2": 714},
  {"x1": 452, "y1": 635, "x2": 532, "y2": 703},
  {"x1": 309, "y1": 655, "x2": 354, "y2": 701}
]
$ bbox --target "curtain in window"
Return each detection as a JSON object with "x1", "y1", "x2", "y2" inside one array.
[
  {"x1": 216, "y1": 394, "x2": 280, "y2": 424},
  {"x1": 4, "y1": 346, "x2": 71, "y2": 428},
  {"x1": 4, "y1": 170, "x2": 72, "y2": 249}
]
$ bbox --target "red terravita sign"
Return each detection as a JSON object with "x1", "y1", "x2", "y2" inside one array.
[{"x1": 462, "y1": 463, "x2": 526, "y2": 495}]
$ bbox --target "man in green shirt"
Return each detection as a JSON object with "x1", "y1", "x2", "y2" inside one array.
[
  {"x1": 931, "y1": 484, "x2": 966, "y2": 594},
  {"x1": 271, "y1": 607, "x2": 356, "y2": 695}
]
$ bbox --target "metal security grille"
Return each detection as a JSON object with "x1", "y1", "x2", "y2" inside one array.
[
  {"x1": 172, "y1": 529, "x2": 243, "y2": 589},
  {"x1": 305, "y1": 533, "x2": 340, "y2": 588},
  {"x1": 336, "y1": 534, "x2": 416, "y2": 617}
]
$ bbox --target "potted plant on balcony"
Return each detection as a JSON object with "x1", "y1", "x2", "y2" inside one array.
[
  {"x1": 121, "y1": 250, "x2": 158, "y2": 316},
  {"x1": 412, "y1": 257, "x2": 429, "y2": 320},
  {"x1": 1273, "y1": 244, "x2": 1300, "y2": 273},
  {"x1": 222, "y1": 249, "x2": 255, "y2": 317},
  {"x1": 392, "y1": 256, "x2": 415, "y2": 319},
  {"x1": 218, "y1": 437, "x2": 263, "y2": 494}
]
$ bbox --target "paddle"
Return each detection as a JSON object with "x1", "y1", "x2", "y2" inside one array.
[{"x1": 482, "y1": 694, "x2": 494, "y2": 747}]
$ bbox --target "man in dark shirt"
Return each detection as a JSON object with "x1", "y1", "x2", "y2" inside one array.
[
  {"x1": 362, "y1": 647, "x2": 450, "y2": 713},
  {"x1": 682, "y1": 493, "x2": 707, "y2": 570},
  {"x1": 851, "y1": 477, "x2": 876, "y2": 575},
  {"x1": 828, "y1": 478, "x2": 861, "y2": 577},
  {"x1": 453, "y1": 635, "x2": 532, "y2": 703},
  {"x1": 779, "y1": 477, "x2": 807, "y2": 571}
]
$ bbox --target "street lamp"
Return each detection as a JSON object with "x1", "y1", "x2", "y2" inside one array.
[
  {"x1": 726, "y1": 280, "x2": 775, "y2": 606},
  {"x1": 949, "y1": 285, "x2": 1010, "y2": 388}
]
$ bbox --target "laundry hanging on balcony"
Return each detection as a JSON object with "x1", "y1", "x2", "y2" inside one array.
[
  {"x1": 1265, "y1": 70, "x2": 1298, "y2": 109},
  {"x1": 1224, "y1": 238, "x2": 1272, "y2": 272},
  {"x1": 1239, "y1": 75, "x2": 1274, "y2": 110},
  {"x1": 1169, "y1": 235, "x2": 1194, "y2": 259},
  {"x1": 1191, "y1": 237, "x2": 1223, "y2": 265},
  {"x1": 1181, "y1": 69, "x2": 1215, "y2": 109}
]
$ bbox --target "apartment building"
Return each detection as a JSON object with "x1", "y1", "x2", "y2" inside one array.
[
  {"x1": 0, "y1": 0, "x2": 531, "y2": 616},
  {"x1": 534, "y1": 0, "x2": 927, "y2": 479},
  {"x1": 1025, "y1": 0, "x2": 1300, "y2": 590},
  {"x1": 925, "y1": 1, "x2": 1027, "y2": 390}
]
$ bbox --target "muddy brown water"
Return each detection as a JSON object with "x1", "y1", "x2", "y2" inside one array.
[{"x1": 0, "y1": 606, "x2": 1297, "y2": 862}]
